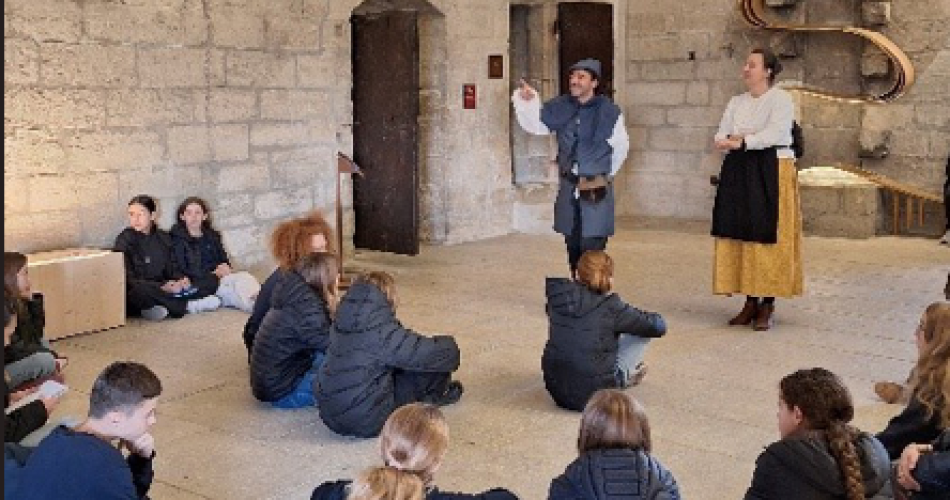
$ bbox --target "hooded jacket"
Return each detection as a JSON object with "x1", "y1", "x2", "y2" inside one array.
[
  {"x1": 169, "y1": 223, "x2": 230, "y2": 279},
  {"x1": 543, "y1": 278, "x2": 666, "y2": 411},
  {"x1": 250, "y1": 270, "x2": 332, "y2": 402},
  {"x1": 548, "y1": 448, "x2": 680, "y2": 500},
  {"x1": 744, "y1": 432, "x2": 891, "y2": 500},
  {"x1": 315, "y1": 283, "x2": 460, "y2": 438}
]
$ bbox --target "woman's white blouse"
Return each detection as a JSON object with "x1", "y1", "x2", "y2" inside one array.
[{"x1": 715, "y1": 87, "x2": 795, "y2": 158}]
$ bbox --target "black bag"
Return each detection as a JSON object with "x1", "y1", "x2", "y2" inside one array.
[{"x1": 791, "y1": 120, "x2": 804, "y2": 159}]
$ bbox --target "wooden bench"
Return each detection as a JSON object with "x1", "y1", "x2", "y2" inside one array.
[{"x1": 832, "y1": 163, "x2": 944, "y2": 235}]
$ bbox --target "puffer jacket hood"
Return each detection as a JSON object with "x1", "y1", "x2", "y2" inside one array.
[
  {"x1": 546, "y1": 277, "x2": 613, "y2": 318},
  {"x1": 549, "y1": 448, "x2": 680, "y2": 500}
]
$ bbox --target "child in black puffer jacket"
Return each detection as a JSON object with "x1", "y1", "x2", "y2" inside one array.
[
  {"x1": 549, "y1": 389, "x2": 680, "y2": 500},
  {"x1": 316, "y1": 272, "x2": 463, "y2": 438},
  {"x1": 544, "y1": 250, "x2": 666, "y2": 411},
  {"x1": 251, "y1": 253, "x2": 338, "y2": 409}
]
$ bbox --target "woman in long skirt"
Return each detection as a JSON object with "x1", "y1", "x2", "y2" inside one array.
[{"x1": 711, "y1": 48, "x2": 803, "y2": 331}]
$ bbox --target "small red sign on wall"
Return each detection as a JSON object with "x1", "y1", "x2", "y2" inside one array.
[{"x1": 463, "y1": 84, "x2": 477, "y2": 109}]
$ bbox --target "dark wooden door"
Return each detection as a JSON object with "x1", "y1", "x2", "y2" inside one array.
[
  {"x1": 558, "y1": 3, "x2": 614, "y2": 98},
  {"x1": 352, "y1": 11, "x2": 420, "y2": 255}
]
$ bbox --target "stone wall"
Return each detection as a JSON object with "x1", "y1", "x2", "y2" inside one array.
[
  {"x1": 617, "y1": 0, "x2": 950, "y2": 233},
  {"x1": 4, "y1": 0, "x2": 346, "y2": 274},
  {"x1": 3, "y1": 0, "x2": 517, "y2": 272}
]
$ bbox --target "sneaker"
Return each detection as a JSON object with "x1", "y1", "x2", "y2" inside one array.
[
  {"x1": 187, "y1": 295, "x2": 222, "y2": 314},
  {"x1": 432, "y1": 380, "x2": 464, "y2": 406},
  {"x1": 874, "y1": 381, "x2": 906, "y2": 404},
  {"x1": 617, "y1": 362, "x2": 648, "y2": 389},
  {"x1": 140, "y1": 305, "x2": 169, "y2": 321},
  {"x1": 941, "y1": 230, "x2": 950, "y2": 245}
]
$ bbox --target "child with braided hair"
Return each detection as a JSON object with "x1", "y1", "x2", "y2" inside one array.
[{"x1": 745, "y1": 367, "x2": 890, "y2": 500}]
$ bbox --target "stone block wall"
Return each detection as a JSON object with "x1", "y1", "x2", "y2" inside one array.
[
  {"x1": 4, "y1": 0, "x2": 345, "y2": 274},
  {"x1": 617, "y1": 0, "x2": 950, "y2": 234}
]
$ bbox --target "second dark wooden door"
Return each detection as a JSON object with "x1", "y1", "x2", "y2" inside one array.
[
  {"x1": 352, "y1": 11, "x2": 420, "y2": 255},
  {"x1": 558, "y1": 2, "x2": 614, "y2": 98}
]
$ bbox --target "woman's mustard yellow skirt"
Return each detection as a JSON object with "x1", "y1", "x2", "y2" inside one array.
[{"x1": 713, "y1": 157, "x2": 803, "y2": 298}]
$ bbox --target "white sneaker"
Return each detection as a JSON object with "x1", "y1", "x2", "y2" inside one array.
[
  {"x1": 187, "y1": 295, "x2": 222, "y2": 314},
  {"x1": 140, "y1": 305, "x2": 169, "y2": 321},
  {"x1": 941, "y1": 230, "x2": 950, "y2": 245}
]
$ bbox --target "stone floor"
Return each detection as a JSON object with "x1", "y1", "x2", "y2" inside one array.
[{"x1": 49, "y1": 218, "x2": 948, "y2": 499}]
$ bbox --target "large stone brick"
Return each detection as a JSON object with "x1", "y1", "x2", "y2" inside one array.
[
  {"x1": 28, "y1": 175, "x2": 81, "y2": 212},
  {"x1": 254, "y1": 188, "x2": 313, "y2": 220},
  {"x1": 862, "y1": 2, "x2": 891, "y2": 26},
  {"x1": 265, "y1": 14, "x2": 322, "y2": 50},
  {"x1": 217, "y1": 156, "x2": 271, "y2": 193},
  {"x1": 4, "y1": 211, "x2": 83, "y2": 253},
  {"x1": 4, "y1": 38, "x2": 39, "y2": 85},
  {"x1": 916, "y1": 103, "x2": 950, "y2": 128},
  {"x1": 269, "y1": 146, "x2": 334, "y2": 188},
  {"x1": 249, "y1": 122, "x2": 311, "y2": 147},
  {"x1": 666, "y1": 106, "x2": 722, "y2": 128},
  {"x1": 41, "y1": 43, "x2": 137, "y2": 88},
  {"x1": 4, "y1": 128, "x2": 67, "y2": 176},
  {"x1": 298, "y1": 54, "x2": 339, "y2": 88},
  {"x1": 106, "y1": 89, "x2": 196, "y2": 127},
  {"x1": 64, "y1": 129, "x2": 165, "y2": 173},
  {"x1": 649, "y1": 127, "x2": 712, "y2": 152},
  {"x1": 211, "y1": 8, "x2": 265, "y2": 48},
  {"x1": 4, "y1": 177, "x2": 30, "y2": 214},
  {"x1": 220, "y1": 224, "x2": 265, "y2": 263},
  {"x1": 212, "y1": 192, "x2": 255, "y2": 228},
  {"x1": 138, "y1": 48, "x2": 208, "y2": 88},
  {"x1": 80, "y1": 209, "x2": 126, "y2": 248},
  {"x1": 4, "y1": 0, "x2": 83, "y2": 43},
  {"x1": 260, "y1": 90, "x2": 332, "y2": 120},
  {"x1": 628, "y1": 82, "x2": 687, "y2": 106},
  {"x1": 686, "y1": 81, "x2": 710, "y2": 106},
  {"x1": 226, "y1": 50, "x2": 296, "y2": 88},
  {"x1": 212, "y1": 124, "x2": 250, "y2": 162},
  {"x1": 85, "y1": 0, "x2": 203, "y2": 46},
  {"x1": 73, "y1": 172, "x2": 121, "y2": 210},
  {"x1": 638, "y1": 61, "x2": 695, "y2": 81},
  {"x1": 168, "y1": 125, "x2": 213, "y2": 165},
  {"x1": 209, "y1": 89, "x2": 258, "y2": 122},
  {"x1": 5, "y1": 89, "x2": 106, "y2": 129}
]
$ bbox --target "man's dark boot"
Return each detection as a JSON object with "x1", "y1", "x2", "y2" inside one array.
[{"x1": 728, "y1": 299, "x2": 759, "y2": 326}]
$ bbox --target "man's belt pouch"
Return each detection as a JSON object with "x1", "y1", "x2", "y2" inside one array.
[{"x1": 578, "y1": 174, "x2": 608, "y2": 203}]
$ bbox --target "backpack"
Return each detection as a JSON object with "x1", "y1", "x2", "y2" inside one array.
[{"x1": 791, "y1": 120, "x2": 804, "y2": 159}]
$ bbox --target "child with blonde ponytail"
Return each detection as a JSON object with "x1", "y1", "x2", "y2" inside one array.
[
  {"x1": 543, "y1": 250, "x2": 667, "y2": 411},
  {"x1": 745, "y1": 368, "x2": 890, "y2": 499},
  {"x1": 311, "y1": 403, "x2": 518, "y2": 500}
]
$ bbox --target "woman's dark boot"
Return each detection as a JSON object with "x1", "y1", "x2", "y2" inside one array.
[
  {"x1": 728, "y1": 299, "x2": 759, "y2": 326},
  {"x1": 753, "y1": 303, "x2": 774, "y2": 331}
]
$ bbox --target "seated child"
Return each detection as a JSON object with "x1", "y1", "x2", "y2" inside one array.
[
  {"x1": 745, "y1": 367, "x2": 891, "y2": 499},
  {"x1": 15, "y1": 361, "x2": 161, "y2": 500},
  {"x1": 315, "y1": 272, "x2": 463, "y2": 438},
  {"x1": 874, "y1": 274, "x2": 950, "y2": 404},
  {"x1": 877, "y1": 302, "x2": 950, "y2": 459},
  {"x1": 250, "y1": 253, "x2": 338, "y2": 408},
  {"x1": 244, "y1": 211, "x2": 335, "y2": 355},
  {"x1": 549, "y1": 388, "x2": 680, "y2": 499},
  {"x1": 114, "y1": 195, "x2": 219, "y2": 321},
  {"x1": 543, "y1": 250, "x2": 666, "y2": 411},
  {"x1": 171, "y1": 196, "x2": 261, "y2": 313},
  {"x1": 3, "y1": 292, "x2": 58, "y2": 444},
  {"x1": 3, "y1": 252, "x2": 64, "y2": 388},
  {"x1": 893, "y1": 429, "x2": 950, "y2": 500},
  {"x1": 312, "y1": 403, "x2": 518, "y2": 499}
]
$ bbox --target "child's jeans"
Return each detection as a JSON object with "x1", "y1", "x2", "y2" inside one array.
[
  {"x1": 615, "y1": 334, "x2": 650, "y2": 385},
  {"x1": 272, "y1": 352, "x2": 325, "y2": 409},
  {"x1": 6, "y1": 352, "x2": 57, "y2": 388}
]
